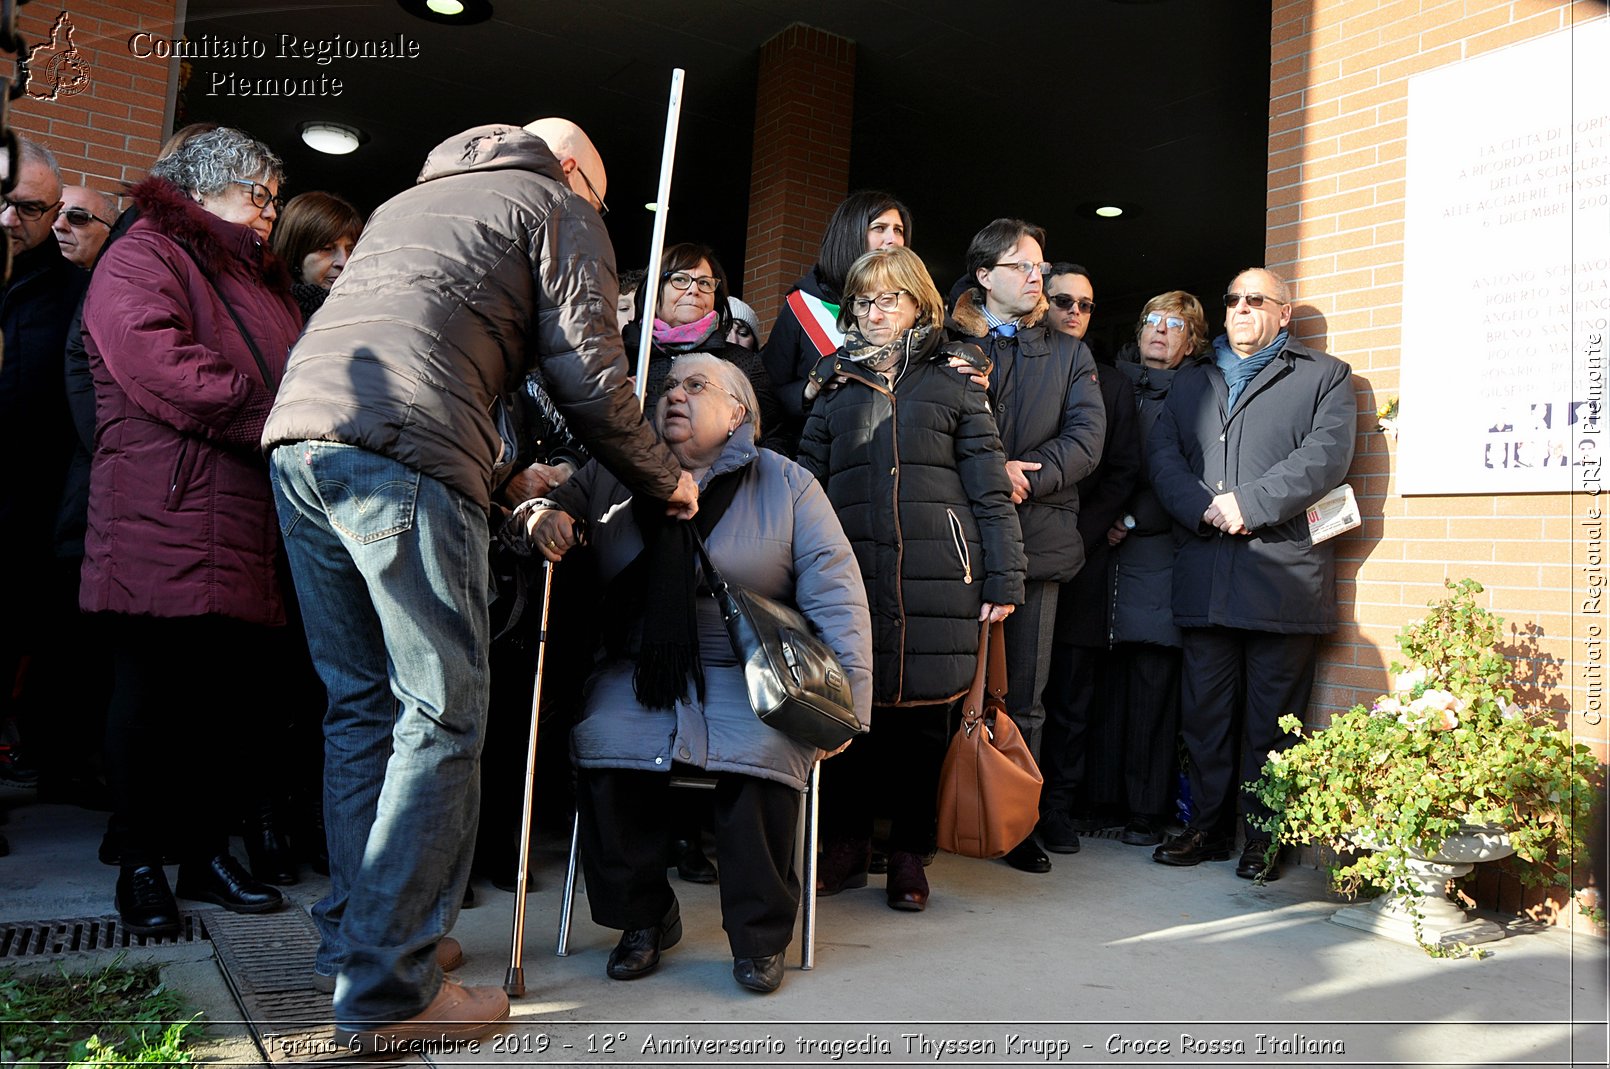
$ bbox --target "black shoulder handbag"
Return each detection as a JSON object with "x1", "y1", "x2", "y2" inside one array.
[{"x1": 691, "y1": 530, "x2": 863, "y2": 750}]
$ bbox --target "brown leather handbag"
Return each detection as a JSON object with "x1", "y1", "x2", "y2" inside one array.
[{"x1": 936, "y1": 620, "x2": 1044, "y2": 859}]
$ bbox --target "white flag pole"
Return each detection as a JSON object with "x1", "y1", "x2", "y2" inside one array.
[{"x1": 635, "y1": 68, "x2": 686, "y2": 411}]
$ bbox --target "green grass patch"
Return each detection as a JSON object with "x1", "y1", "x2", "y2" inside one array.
[{"x1": 0, "y1": 954, "x2": 201, "y2": 1066}]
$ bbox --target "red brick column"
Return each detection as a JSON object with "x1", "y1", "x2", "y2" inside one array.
[
  {"x1": 3, "y1": 1, "x2": 180, "y2": 201},
  {"x1": 741, "y1": 24, "x2": 855, "y2": 332}
]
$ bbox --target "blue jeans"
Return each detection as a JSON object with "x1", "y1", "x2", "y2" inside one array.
[{"x1": 270, "y1": 442, "x2": 490, "y2": 1028}]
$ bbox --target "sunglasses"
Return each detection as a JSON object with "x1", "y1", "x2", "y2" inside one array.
[
  {"x1": 1144, "y1": 312, "x2": 1186, "y2": 332},
  {"x1": 1048, "y1": 294, "x2": 1095, "y2": 314},
  {"x1": 1223, "y1": 292, "x2": 1284, "y2": 309},
  {"x1": 60, "y1": 207, "x2": 111, "y2": 228}
]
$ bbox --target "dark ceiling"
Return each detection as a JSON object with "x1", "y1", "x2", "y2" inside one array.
[{"x1": 179, "y1": 0, "x2": 1271, "y2": 356}]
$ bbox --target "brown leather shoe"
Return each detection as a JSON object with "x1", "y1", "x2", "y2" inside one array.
[
  {"x1": 334, "y1": 977, "x2": 509, "y2": 1053},
  {"x1": 815, "y1": 837, "x2": 870, "y2": 896},
  {"x1": 313, "y1": 937, "x2": 465, "y2": 994}
]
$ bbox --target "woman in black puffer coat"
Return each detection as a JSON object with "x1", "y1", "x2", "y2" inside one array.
[{"x1": 798, "y1": 246, "x2": 1025, "y2": 912}]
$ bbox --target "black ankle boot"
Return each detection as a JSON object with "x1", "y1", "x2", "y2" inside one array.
[
  {"x1": 116, "y1": 864, "x2": 181, "y2": 936},
  {"x1": 244, "y1": 799, "x2": 299, "y2": 885},
  {"x1": 176, "y1": 853, "x2": 284, "y2": 913}
]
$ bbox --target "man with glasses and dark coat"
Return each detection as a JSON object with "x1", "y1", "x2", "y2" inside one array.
[
  {"x1": 1147, "y1": 267, "x2": 1355, "y2": 882},
  {"x1": 263, "y1": 117, "x2": 696, "y2": 1051},
  {"x1": 0, "y1": 137, "x2": 88, "y2": 801},
  {"x1": 50, "y1": 187, "x2": 117, "y2": 270},
  {"x1": 947, "y1": 220, "x2": 1105, "y2": 874}
]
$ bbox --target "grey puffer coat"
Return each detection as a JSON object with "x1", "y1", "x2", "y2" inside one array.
[
  {"x1": 797, "y1": 329, "x2": 1025, "y2": 705},
  {"x1": 546, "y1": 425, "x2": 873, "y2": 791},
  {"x1": 263, "y1": 124, "x2": 680, "y2": 510},
  {"x1": 1148, "y1": 336, "x2": 1356, "y2": 634},
  {"x1": 947, "y1": 290, "x2": 1106, "y2": 582}
]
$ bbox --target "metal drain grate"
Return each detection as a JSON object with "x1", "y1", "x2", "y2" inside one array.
[
  {"x1": 0, "y1": 912, "x2": 209, "y2": 959},
  {"x1": 205, "y1": 906, "x2": 419, "y2": 1066}
]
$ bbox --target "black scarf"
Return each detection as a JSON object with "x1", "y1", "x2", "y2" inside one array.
[{"x1": 605, "y1": 466, "x2": 745, "y2": 709}]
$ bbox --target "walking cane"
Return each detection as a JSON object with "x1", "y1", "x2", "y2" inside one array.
[{"x1": 503, "y1": 555, "x2": 554, "y2": 997}]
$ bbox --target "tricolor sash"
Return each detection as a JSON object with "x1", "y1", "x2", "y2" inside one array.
[{"x1": 787, "y1": 290, "x2": 844, "y2": 358}]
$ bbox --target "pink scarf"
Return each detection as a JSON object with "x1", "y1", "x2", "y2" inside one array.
[{"x1": 652, "y1": 310, "x2": 719, "y2": 348}]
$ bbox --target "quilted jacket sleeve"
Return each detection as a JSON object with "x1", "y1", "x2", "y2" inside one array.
[{"x1": 529, "y1": 205, "x2": 681, "y2": 501}]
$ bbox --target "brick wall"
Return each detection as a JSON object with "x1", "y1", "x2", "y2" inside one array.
[
  {"x1": 1271, "y1": 0, "x2": 1606, "y2": 922},
  {"x1": 3, "y1": 1, "x2": 179, "y2": 208},
  {"x1": 741, "y1": 24, "x2": 855, "y2": 331}
]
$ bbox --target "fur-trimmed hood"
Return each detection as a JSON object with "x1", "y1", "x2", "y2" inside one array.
[
  {"x1": 127, "y1": 176, "x2": 293, "y2": 293},
  {"x1": 947, "y1": 286, "x2": 1047, "y2": 338}
]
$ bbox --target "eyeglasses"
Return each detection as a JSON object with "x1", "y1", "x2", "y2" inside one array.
[
  {"x1": 993, "y1": 261, "x2": 1052, "y2": 278},
  {"x1": 231, "y1": 180, "x2": 285, "y2": 212},
  {"x1": 1223, "y1": 292, "x2": 1285, "y2": 309},
  {"x1": 59, "y1": 207, "x2": 111, "y2": 229},
  {"x1": 1144, "y1": 312, "x2": 1186, "y2": 332},
  {"x1": 1, "y1": 195, "x2": 61, "y2": 221},
  {"x1": 661, "y1": 374, "x2": 736, "y2": 400},
  {"x1": 849, "y1": 291, "x2": 909, "y2": 317},
  {"x1": 576, "y1": 165, "x2": 609, "y2": 217},
  {"x1": 1049, "y1": 294, "x2": 1095, "y2": 314},
  {"x1": 665, "y1": 271, "x2": 718, "y2": 294}
]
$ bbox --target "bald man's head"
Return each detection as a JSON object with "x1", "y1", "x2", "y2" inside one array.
[{"x1": 523, "y1": 117, "x2": 607, "y2": 215}]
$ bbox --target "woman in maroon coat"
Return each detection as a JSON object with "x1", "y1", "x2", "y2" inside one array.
[{"x1": 81, "y1": 127, "x2": 303, "y2": 936}]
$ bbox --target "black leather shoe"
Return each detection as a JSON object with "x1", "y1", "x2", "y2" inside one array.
[
  {"x1": 117, "y1": 864, "x2": 181, "y2": 937},
  {"x1": 1236, "y1": 839, "x2": 1282, "y2": 881},
  {"x1": 1002, "y1": 837, "x2": 1052, "y2": 873},
  {"x1": 244, "y1": 800, "x2": 299, "y2": 885},
  {"x1": 1152, "y1": 827, "x2": 1233, "y2": 866},
  {"x1": 674, "y1": 839, "x2": 717, "y2": 884},
  {"x1": 175, "y1": 854, "x2": 284, "y2": 913},
  {"x1": 732, "y1": 952, "x2": 784, "y2": 993},
  {"x1": 1120, "y1": 818, "x2": 1163, "y2": 847},
  {"x1": 606, "y1": 900, "x2": 681, "y2": 980}
]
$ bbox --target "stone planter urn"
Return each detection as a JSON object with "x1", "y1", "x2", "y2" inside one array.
[{"x1": 1331, "y1": 825, "x2": 1514, "y2": 950}]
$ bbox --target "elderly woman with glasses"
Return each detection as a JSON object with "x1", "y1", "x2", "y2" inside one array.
[
  {"x1": 80, "y1": 127, "x2": 303, "y2": 937},
  {"x1": 623, "y1": 242, "x2": 786, "y2": 451},
  {"x1": 797, "y1": 246, "x2": 1026, "y2": 913},
  {"x1": 1104, "y1": 291, "x2": 1208, "y2": 847},
  {"x1": 521, "y1": 352, "x2": 871, "y2": 994}
]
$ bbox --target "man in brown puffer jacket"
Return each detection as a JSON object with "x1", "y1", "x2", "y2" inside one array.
[{"x1": 264, "y1": 118, "x2": 695, "y2": 1050}]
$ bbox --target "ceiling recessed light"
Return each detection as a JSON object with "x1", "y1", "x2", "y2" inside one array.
[
  {"x1": 397, "y1": 0, "x2": 492, "y2": 24},
  {"x1": 1075, "y1": 201, "x2": 1140, "y2": 221},
  {"x1": 300, "y1": 122, "x2": 366, "y2": 155}
]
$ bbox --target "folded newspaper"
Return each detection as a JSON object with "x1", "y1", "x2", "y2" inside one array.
[{"x1": 1306, "y1": 483, "x2": 1360, "y2": 544}]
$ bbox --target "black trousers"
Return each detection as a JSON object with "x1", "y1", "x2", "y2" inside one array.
[
  {"x1": 1040, "y1": 642, "x2": 1126, "y2": 817},
  {"x1": 818, "y1": 700, "x2": 954, "y2": 854},
  {"x1": 103, "y1": 614, "x2": 273, "y2": 865},
  {"x1": 1179, "y1": 627, "x2": 1319, "y2": 841},
  {"x1": 1112, "y1": 643, "x2": 1182, "y2": 820},
  {"x1": 576, "y1": 767, "x2": 800, "y2": 958}
]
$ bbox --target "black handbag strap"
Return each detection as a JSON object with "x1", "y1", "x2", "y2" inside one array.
[
  {"x1": 174, "y1": 241, "x2": 279, "y2": 391},
  {"x1": 689, "y1": 528, "x2": 730, "y2": 599}
]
